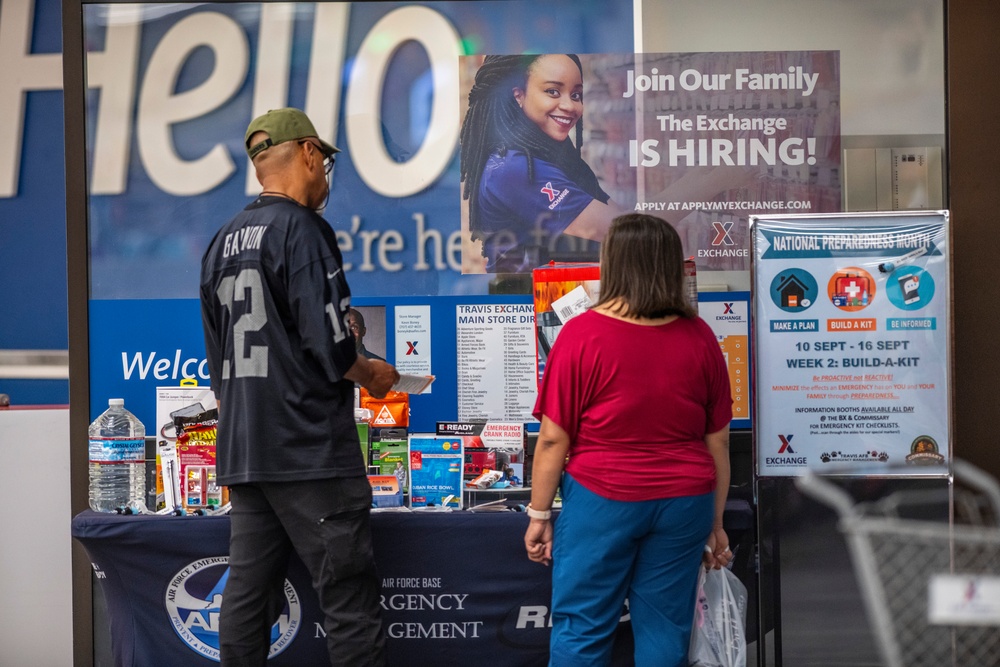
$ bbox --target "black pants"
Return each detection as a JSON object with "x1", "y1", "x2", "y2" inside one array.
[{"x1": 220, "y1": 477, "x2": 386, "y2": 667}]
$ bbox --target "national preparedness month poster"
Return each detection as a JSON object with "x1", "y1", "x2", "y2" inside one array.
[
  {"x1": 459, "y1": 51, "x2": 841, "y2": 274},
  {"x1": 752, "y1": 212, "x2": 950, "y2": 477}
]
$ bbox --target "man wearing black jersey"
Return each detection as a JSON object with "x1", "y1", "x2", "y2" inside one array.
[{"x1": 200, "y1": 108, "x2": 398, "y2": 667}]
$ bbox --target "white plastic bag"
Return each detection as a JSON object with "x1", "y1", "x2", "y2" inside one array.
[{"x1": 688, "y1": 566, "x2": 748, "y2": 667}]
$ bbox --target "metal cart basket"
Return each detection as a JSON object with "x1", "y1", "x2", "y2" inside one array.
[{"x1": 796, "y1": 460, "x2": 1000, "y2": 667}]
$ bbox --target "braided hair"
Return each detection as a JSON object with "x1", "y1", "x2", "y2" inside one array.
[{"x1": 460, "y1": 54, "x2": 610, "y2": 242}]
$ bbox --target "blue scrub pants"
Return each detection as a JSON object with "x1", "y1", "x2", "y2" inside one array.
[{"x1": 549, "y1": 473, "x2": 713, "y2": 667}]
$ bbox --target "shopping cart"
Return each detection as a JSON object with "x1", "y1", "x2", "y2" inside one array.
[{"x1": 796, "y1": 460, "x2": 1000, "y2": 667}]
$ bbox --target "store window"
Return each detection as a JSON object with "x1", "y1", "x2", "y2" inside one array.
[{"x1": 74, "y1": 0, "x2": 944, "y2": 429}]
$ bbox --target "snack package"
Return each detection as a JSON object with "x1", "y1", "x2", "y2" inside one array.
[
  {"x1": 466, "y1": 469, "x2": 503, "y2": 489},
  {"x1": 360, "y1": 389, "x2": 410, "y2": 428},
  {"x1": 173, "y1": 407, "x2": 227, "y2": 510}
]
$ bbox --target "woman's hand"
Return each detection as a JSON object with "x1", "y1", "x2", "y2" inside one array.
[
  {"x1": 524, "y1": 416, "x2": 569, "y2": 566},
  {"x1": 702, "y1": 526, "x2": 732, "y2": 570},
  {"x1": 524, "y1": 518, "x2": 554, "y2": 565}
]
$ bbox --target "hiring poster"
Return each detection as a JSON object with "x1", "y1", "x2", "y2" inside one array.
[
  {"x1": 752, "y1": 212, "x2": 950, "y2": 477},
  {"x1": 459, "y1": 51, "x2": 841, "y2": 273}
]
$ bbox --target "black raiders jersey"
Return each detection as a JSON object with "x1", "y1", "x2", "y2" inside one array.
[{"x1": 200, "y1": 196, "x2": 363, "y2": 485}]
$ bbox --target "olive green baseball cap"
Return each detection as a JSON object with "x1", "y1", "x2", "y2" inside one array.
[{"x1": 244, "y1": 108, "x2": 340, "y2": 160}]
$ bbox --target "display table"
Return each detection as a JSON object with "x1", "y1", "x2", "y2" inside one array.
[{"x1": 73, "y1": 501, "x2": 753, "y2": 666}]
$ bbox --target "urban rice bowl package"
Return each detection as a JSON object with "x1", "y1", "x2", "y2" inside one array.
[{"x1": 407, "y1": 435, "x2": 463, "y2": 509}]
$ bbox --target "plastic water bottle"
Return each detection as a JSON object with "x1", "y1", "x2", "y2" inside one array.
[{"x1": 88, "y1": 398, "x2": 146, "y2": 512}]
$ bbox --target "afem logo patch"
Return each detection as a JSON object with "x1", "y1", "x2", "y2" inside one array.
[{"x1": 165, "y1": 557, "x2": 301, "y2": 661}]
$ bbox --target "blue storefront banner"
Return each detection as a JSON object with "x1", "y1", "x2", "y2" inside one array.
[
  {"x1": 80, "y1": 1, "x2": 634, "y2": 301},
  {"x1": 0, "y1": 0, "x2": 69, "y2": 403},
  {"x1": 74, "y1": 0, "x2": 633, "y2": 421}
]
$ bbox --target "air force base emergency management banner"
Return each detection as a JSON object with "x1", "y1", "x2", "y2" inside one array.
[
  {"x1": 752, "y1": 212, "x2": 950, "y2": 477},
  {"x1": 73, "y1": 510, "x2": 654, "y2": 666}
]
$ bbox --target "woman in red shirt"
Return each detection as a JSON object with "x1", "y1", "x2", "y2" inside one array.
[{"x1": 524, "y1": 213, "x2": 733, "y2": 666}]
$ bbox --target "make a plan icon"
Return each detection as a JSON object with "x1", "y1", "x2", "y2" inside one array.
[{"x1": 770, "y1": 268, "x2": 818, "y2": 313}]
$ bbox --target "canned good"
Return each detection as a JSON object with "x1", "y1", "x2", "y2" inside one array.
[{"x1": 684, "y1": 258, "x2": 698, "y2": 309}]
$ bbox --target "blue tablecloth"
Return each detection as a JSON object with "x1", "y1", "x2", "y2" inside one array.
[{"x1": 73, "y1": 501, "x2": 753, "y2": 666}]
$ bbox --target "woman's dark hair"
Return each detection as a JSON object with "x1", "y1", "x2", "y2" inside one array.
[
  {"x1": 459, "y1": 54, "x2": 609, "y2": 241},
  {"x1": 594, "y1": 213, "x2": 696, "y2": 319}
]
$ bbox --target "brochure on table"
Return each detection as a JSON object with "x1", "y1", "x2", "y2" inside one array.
[{"x1": 751, "y1": 211, "x2": 950, "y2": 477}]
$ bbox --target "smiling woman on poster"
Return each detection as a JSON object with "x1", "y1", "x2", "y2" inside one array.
[
  {"x1": 460, "y1": 54, "x2": 755, "y2": 274},
  {"x1": 460, "y1": 54, "x2": 619, "y2": 273}
]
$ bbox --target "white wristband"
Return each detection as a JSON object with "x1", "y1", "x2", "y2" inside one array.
[{"x1": 526, "y1": 504, "x2": 552, "y2": 520}]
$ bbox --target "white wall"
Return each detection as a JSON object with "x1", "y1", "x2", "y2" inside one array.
[
  {"x1": 0, "y1": 408, "x2": 73, "y2": 666},
  {"x1": 642, "y1": 0, "x2": 946, "y2": 138}
]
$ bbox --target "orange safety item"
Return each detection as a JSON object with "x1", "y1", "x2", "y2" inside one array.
[{"x1": 359, "y1": 388, "x2": 410, "y2": 428}]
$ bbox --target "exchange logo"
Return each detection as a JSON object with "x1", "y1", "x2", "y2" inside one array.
[
  {"x1": 765, "y1": 434, "x2": 808, "y2": 467},
  {"x1": 711, "y1": 221, "x2": 735, "y2": 246},
  {"x1": 165, "y1": 557, "x2": 301, "y2": 662},
  {"x1": 697, "y1": 220, "x2": 748, "y2": 259}
]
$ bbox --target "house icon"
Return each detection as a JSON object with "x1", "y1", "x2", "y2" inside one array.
[{"x1": 776, "y1": 274, "x2": 809, "y2": 308}]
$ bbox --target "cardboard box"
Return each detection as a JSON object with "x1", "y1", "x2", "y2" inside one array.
[{"x1": 532, "y1": 263, "x2": 601, "y2": 384}]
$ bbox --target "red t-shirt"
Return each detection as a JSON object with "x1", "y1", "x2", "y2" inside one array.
[{"x1": 533, "y1": 310, "x2": 732, "y2": 501}]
